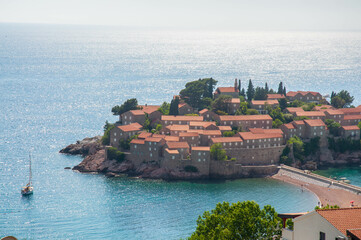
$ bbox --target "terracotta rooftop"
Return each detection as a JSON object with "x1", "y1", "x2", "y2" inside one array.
[
  {"x1": 347, "y1": 229, "x2": 361, "y2": 239},
  {"x1": 286, "y1": 107, "x2": 304, "y2": 113},
  {"x1": 343, "y1": 115, "x2": 361, "y2": 120},
  {"x1": 267, "y1": 94, "x2": 285, "y2": 99},
  {"x1": 293, "y1": 120, "x2": 305, "y2": 125},
  {"x1": 129, "y1": 110, "x2": 145, "y2": 116},
  {"x1": 239, "y1": 132, "x2": 283, "y2": 140},
  {"x1": 200, "y1": 130, "x2": 222, "y2": 136},
  {"x1": 314, "y1": 105, "x2": 334, "y2": 111},
  {"x1": 325, "y1": 109, "x2": 345, "y2": 115},
  {"x1": 211, "y1": 137, "x2": 243, "y2": 143},
  {"x1": 189, "y1": 121, "x2": 216, "y2": 127},
  {"x1": 166, "y1": 141, "x2": 190, "y2": 149},
  {"x1": 217, "y1": 126, "x2": 232, "y2": 131},
  {"x1": 138, "y1": 105, "x2": 160, "y2": 114},
  {"x1": 137, "y1": 132, "x2": 152, "y2": 139},
  {"x1": 287, "y1": 91, "x2": 321, "y2": 97},
  {"x1": 249, "y1": 128, "x2": 283, "y2": 135},
  {"x1": 219, "y1": 115, "x2": 272, "y2": 121},
  {"x1": 283, "y1": 123, "x2": 295, "y2": 129},
  {"x1": 251, "y1": 100, "x2": 279, "y2": 105},
  {"x1": 216, "y1": 87, "x2": 238, "y2": 93},
  {"x1": 304, "y1": 119, "x2": 326, "y2": 127},
  {"x1": 339, "y1": 108, "x2": 361, "y2": 114},
  {"x1": 295, "y1": 111, "x2": 326, "y2": 117},
  {"x1": 191, "y1": 146, "x2": 210, "y2": 151},
  {"x1": 341, "y1": 125, "x2": 360, "y2": 131},
  {"x1": 178, "y1": 103, "x2": 189, "y2": 108},
  {"x1": 229, "y1": 98, "x2": 241, "y2": 103},
  {"x1": 316, "y1": 207, "x2": 361, "y2": 237},
  {"x1": 165, "y1": 148, "x2": 179, "y2": 154},
  {"x1": 199, "y1": 109, "x2": 209, "y2": 114},
  {"x1": 161, "y1": 115, "x2": 203, "y2": 121},
  {"x1": 166, "y1": 125, "x2": 190, "y2": 131},
  {"x1": 117, "y1": 123, "x2": 143, "y2": 132},
  {"x1": 130, "y1": 139, "x2": 145, "y2": 145},
  {"x1": 144, "y1": 137, "x2": 163, "y2": 143},
  {"x1": 164, "y1": 136, "x2": 180, "y2": 142}
]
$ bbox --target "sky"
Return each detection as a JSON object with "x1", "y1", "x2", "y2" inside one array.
[{"x1": 1, "y1": 0, "x2": 361, "y2": 31}]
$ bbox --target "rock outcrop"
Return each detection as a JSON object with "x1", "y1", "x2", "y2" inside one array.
[{"x1": 60, "y1": 136, "x2": 102, "y2": 156}]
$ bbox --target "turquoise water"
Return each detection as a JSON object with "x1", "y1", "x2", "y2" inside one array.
[
  {"x1": 315, "y1": 167, "x2": 361, "y2": 187},
  {"x1": 1, "y1": 23, "x2": 360, "y2": 239}
]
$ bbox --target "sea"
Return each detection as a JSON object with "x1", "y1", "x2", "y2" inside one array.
[{"x1": 0, "y1": 23, "x2": 360, "y2": 239}]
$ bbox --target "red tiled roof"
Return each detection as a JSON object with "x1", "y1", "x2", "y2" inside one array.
[
  {"x1": 325, "y1": 109, "x2": 345, "y2": 115},
  {"x1": 211, "y1": 137, "x2": 243, "y2": 143},
  {"x1": 166, "y1": 141, "x2": 190, "y2": 149},
  {"x1": 293, "y1": 120, "x2": 305, "y2": 125},
  {"x1": 287, "y1": 91, "x2": 321, "y2": 97},
  {"x1": 129, "y1": 110, "x2": 145, "y2": 116},
  {"x1": 286, "y1": 91, "x2": 299, "y2": 97},
  {"x1": 267, "y1": 94, "x2": 285, "y2": 99},
  {"x1": 339, "y1": 108, "x2": 361, "y2": 114},
  {"x1": 286, "y1": 107, "x2": 305, "y2": 113},
  {"x1": 199, "y1": 109, "x2": 209, "y2": 114},
  {"x1": 239, "y1": 132, "x2": 283, "y2": 140},
  {"x1": 341, "y1": 125, "x2": 360, "y2": 131},
  {"x1": 189, "y1": 121, "x2": 216, "y2": 128},
  {"x1": 144, "y1": 137, "x2": 163, "y2": 143},
  {"x1": 201, "y1": 130, "x2": 222, "y2": 136},
  {"x1": 164, "y1": 136, "x2": 180, "y2": 142},
  {"x1": 138, "y1": 132, "x2": 152, "y2": 139},
  {"x1": 130, "y1": 139, "x2": 145, "y2": 144},
  {"x1": 347, "y1": 229, "x2": 361, "y2": 239},
  {"x1": 249, "y1": 128, "x2": 283, "y2": 134},
  {"x1": 138, "y1": 105, "x2": 160, "y2": 114},
  {"x1": 283, "y1": 123, "x2": 295, "y2": 129},
  {"x1": 219, "y1": 115, "x2": 272, "y2": 121},
  {"x1": 304, "y1": 119, "x2": 326, "y2": 127},
  {"x1": 166, "y1": 125, "x2": 190, "y2": 131},
  {"x1": 217, "y1": 87, "x2": 238, "y2": 93},
  {"x1": 229, "y1": 98, "x2": 241, "y2": 103},
  {"x1": 161, "y1": 115, "x2": 203, "y2": 121},
  {"x1": 217, "y1": 126, "x2": 232, "y2": 131},
  {"x1": 117, "y1": 123, "x2": 142, "y2": 132},
  {"x1": 295, "y1": 111, "x2": 325, "y2": 117},
  {"x1": 314, "y1": 105, "x2": 334, "y2": 111},
  {"x1": 165, "y1": 148, "x2": 179, "y2": 154},
  {"x1": 178, "y1": 103, "x2": 189, "y2": 108},
  {"x1": 343, "y1": 115, "x2": 361, "y2": 120},
  {"x1": 191, "y1": 146, "x2": 210, "y2": 151},
  {"x1": 316, "y1": 208, "x2": 361, "y2": 236},
  {"x1": 251, "y1": 100, "x2": 279, "y2": 105}
]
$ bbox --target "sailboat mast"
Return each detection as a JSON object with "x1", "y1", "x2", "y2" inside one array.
[{"x1": 29, "y1": 153, "x2": 32, "y2": 185}]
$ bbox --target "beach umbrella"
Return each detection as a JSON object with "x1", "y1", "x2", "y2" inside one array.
[{"x1": 350, "y1": 200, "x2": 355, "y2": 203}]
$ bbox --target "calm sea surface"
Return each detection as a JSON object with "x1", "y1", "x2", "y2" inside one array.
[{"x1": 1, "y1": 24, "x2": 360, "y2": 239}]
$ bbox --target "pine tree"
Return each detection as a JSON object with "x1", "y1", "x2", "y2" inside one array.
[
  {"x1": 238, "y1": 79, "x2": 241, "y2": 93},
  {"x1": 240, "y1": 88, "x2": 246, "y2": 97},
  {"x1": 169, "y1": 97, "x2": 179, "y2": 115},
  {"x1": 247, "y1": 79, "x2": 255, "y2": 101},
  {"x1": 278, "y1": 82, "x2": 283, "y2": 94},
  {"x1": 207, "y1": 78, "x2": 214, "y2": 99},
  {"x1": 283, "y1": 86, "x2": 286, "y2": 96},
  {"x1": 265, "y1": 82, "x2": 269, "y2": 93}
]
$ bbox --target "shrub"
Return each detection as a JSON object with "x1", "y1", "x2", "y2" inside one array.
[
  {"x1": 184, "y1": 165, "x2": 198, "y2": 172},
  {"x1": 101, "y1": 122, "x2": 115, "y2": 145},
  {"x1": 223, "y1": 131, "x2": 235, "y2": 137},
  {"x1": 286, "y1": 219, "x2": 294, "y2": 230},
  {"x1": 107, "y1": 147, "x2": 125, "y2": 162},
  {"x1": 246, "y1": 109, "x2": 259, "y2": 115}
]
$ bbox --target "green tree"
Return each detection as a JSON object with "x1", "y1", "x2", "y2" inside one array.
[
  {"x1": 158, "y1": 102, "x2": 170, "y2": 115},
  {"x1": 240, "y1": 88, "x2": 246, "y2": 97},
  {"x1": 325, "y1": 119, "x2": 341, "y2": 136},
  {"x1": 210, "y1": 143, "x2": 227, "y2": 161},
  {"x1": 283, "y1": 86, "x2": 287, "y2": 96},
  {"x1": 189, "y1": 201, "x2": 282, "y2": 240},
  {"x1": 278, "y1": 98, "x2": 287, "y2": 111},
  {"x1": 107, "y1": 147, "x2": 125, "y2": 162},
  {"x1": 358, "y1": 121, "x2": 361, "y2": 129},
  {"x1": 143, "y1": 113, "x2": 152, "y2": 132},
  {"x1": 277, "y1": 82, "x2": 283, "y2": 94},
  {"x1": 235, "y1": 102, "x2": 248, "y2": 115},
  {"x1": 315, "y1": 204, "x2": 340, "y2": 210},
  {"x1": 246, "y1": 109, "x2": 259, "y2": 115},
  {"x1": 246, "y1": 79, "x2": 255, "y2": 101},
  {"x1": 223, "y1": 131, "x2": 235, "y2": 137},
  {"x1": 254, "y1": 87, "x2": 267, "y2": 100},
  {"x1": 169, "y1": 97, "x2": 180, "y2": 116},
  {"x1": 212, "y1": 95, "x2": 232, "y2": 113},
  {"x1": 272, "y1": 119, "x2": 283, "y2": 128},
  {"x1": 265, "y1": 82, "x2": 269, "y2": 93},
  {"x1": 331, "y1": 90, "x2": 354, "y2": 108},
  {"x1": 288, "y1": 136, "x2": 304, "y2": 162},
  {"x1": 101, "y1": 121, "x2": 115, "y2": 145},
  {"x1": 119, "y1": 134, "x2": 138, "y2": 150},
  {"x1": 111, "y1": 98, "x2": 139, "y2": 116},
  {"x1": 180, "y1": 78, "x2": 218, "y2": 109}
]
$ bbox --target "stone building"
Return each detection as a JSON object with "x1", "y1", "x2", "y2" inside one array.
[
  {"x1": 251, "y1": 100, "x2": 279, "y2": 114},
  {"x1": 340, "y1": 125, "x2": 360, "y2": 140},
  {"x1": 304, "y1": 119, "x2": 327, "y2": 139},
  {"x1": 109, "y1": 123, "x2": 143, "y2": 148},
  {"x1": 179, "y1": 132, "x2": 200, "y2": 147},
  {"x1": 342, "y1": 115, "x2": 361, "y2": 126},
  {"x1": 165, "y1": 141, "x2": 190, "y2": 159},
  {"x1": 189, "y1": 121, "x2": 217, "y2": 130},
  {"x1": 286, "y1": 91, "x2": 322, "y2": 103},
  {"x1": 121, "y1": 105, "x2": 161, "y2": 126},
  {"x1": 339, "y1": 107, "x2": 361, "y2": 115},
  {"x1": 199, "y1": 109, "x2": 219, "y2": 121},
  {"x1": 178, "y1": 103, "x2": 195, "y2": 115},
  {"x1": 293, "y1": 111, "x2": 326, "y2": 120},
  {"x1": 214, "y1": 87, "x2": 239, "y2": 98},
  {"x1": 227, "y1": 98, "x2": 241, "y2": 114},
  {"x1": 324, "y1": 109, "x2": 344, "y2": 124}
]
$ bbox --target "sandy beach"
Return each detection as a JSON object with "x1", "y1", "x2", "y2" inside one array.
[{"x1": 272, "y1": 173, "x2": 361, "y2": 208}]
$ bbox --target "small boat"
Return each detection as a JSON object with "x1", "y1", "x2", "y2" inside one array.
[{"x1": 21, "y1": 153, "x2": 33, "y2": 196}]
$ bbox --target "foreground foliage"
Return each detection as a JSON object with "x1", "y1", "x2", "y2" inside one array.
[{"x1": 189, "y1": 201, "x2": 282, "y2": 240}]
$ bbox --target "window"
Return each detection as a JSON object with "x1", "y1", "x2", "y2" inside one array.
[
  {"x1": 172, "y1": 156, "x2": 175, "y2": 160},
  {"x1": 207, "y1": 114, "x2": 209, "y2": 118},
  {"x1": 114, "y1": 138, "x2": 116, "y2": 142},
  {"x1": 149, "y1": 147, "x2": 151, "y2": 151},
  {"x1": 198, "y1": 152, "x2": 201, "y2": 156},
  {"x1": 114, "y1": 132, "x2": 117, "y2": 136},
  {"x1": 319, "y1": 232, "x2": 325, "y2": 240},
  {"x1": 150, "y1": 153, "x2": 152, "y2": 157},
  {"x1": 134, "y1": 145, "x2": 137, "y2": 149}
]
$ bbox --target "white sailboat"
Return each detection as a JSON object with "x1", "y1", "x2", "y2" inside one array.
[{"x1": 21, "y1": 153, "x2": 33, "y2": 195}]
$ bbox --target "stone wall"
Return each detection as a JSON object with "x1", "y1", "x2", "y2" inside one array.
[{"x1": 209, "y1": 161, "x2": 278, "y2": 178}]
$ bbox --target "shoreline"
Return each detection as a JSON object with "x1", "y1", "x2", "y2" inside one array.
[{"x1": 272, "y1": 171, "x2": 361, "y2": 208}]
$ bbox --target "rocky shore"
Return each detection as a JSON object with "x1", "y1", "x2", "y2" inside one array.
[{"x1": 60, "y1": 137, "x2": 206, "y2": 180}]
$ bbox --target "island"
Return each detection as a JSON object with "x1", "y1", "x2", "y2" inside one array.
[{"x1": 61, "y1": 78, "x2": 361, "y2": 206}]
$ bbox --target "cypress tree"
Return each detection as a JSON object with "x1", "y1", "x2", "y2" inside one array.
[
  {"x1": 246, "y1": 79, "x2": 255, "y2": 101},
  {"x1": 278, "y1": 82, "x2": 283, "y2": 94},
  {"x1": 283, "y1": 86, "x2": 287, "y2": 96},
  {"x1": 265, "y1": 82, "x2": 269, "y2": 93},
  {"x1": 240, "y1": 88, "x2": 246, "y2": 97},
  {"x1": 169, "y1": 97, "x2": 179, "y2": 115},
  {"x1": 238, "y1": 79, "x2": 241, "y2": 93}
]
